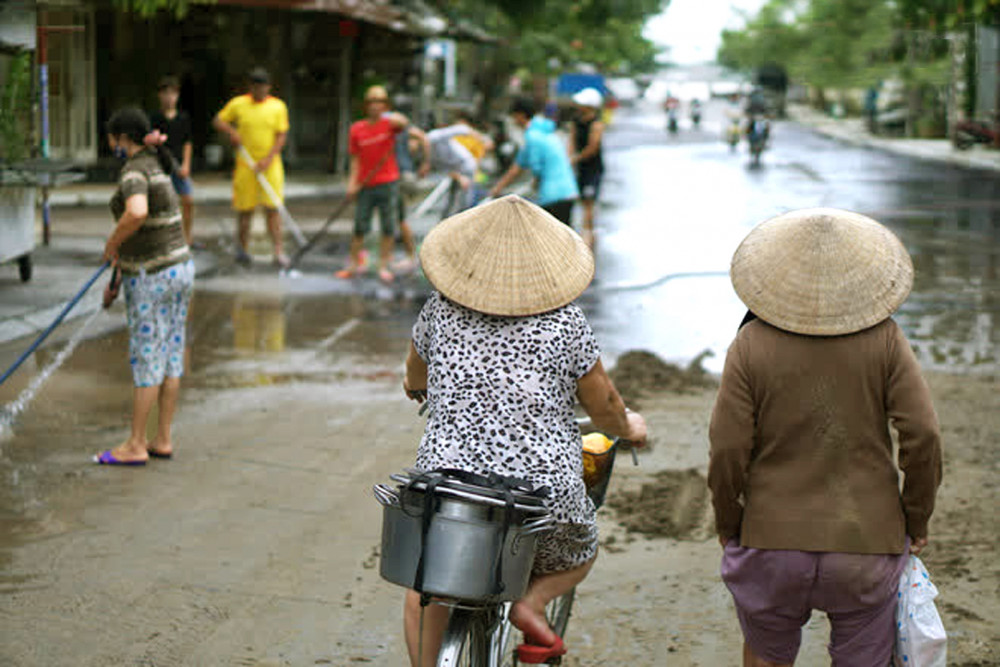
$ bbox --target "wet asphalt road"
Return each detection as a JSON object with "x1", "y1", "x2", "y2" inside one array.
[
  {"x1": 586, "y1": 100, "x2": 999, "y2": 374},
  {"x1": 1, "y1": 99, "x2": 999, "y2": 666},
  {"x1": 2, "y1": 99, "x2": 998, "y2": 524}
]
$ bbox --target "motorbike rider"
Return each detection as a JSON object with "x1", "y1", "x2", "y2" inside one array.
[
  {"x1": 725, "y1": 93, "x2": 742, "y2": 151},
  {"x1": 690, "y1": 99, "x2": 703, "y2": 128},
  {"x1": 664, "y1": 93, "x2": 680, "y2": 134},
  {"x1": 744, "y1": 88, "x2": 771, "y2": 155}
]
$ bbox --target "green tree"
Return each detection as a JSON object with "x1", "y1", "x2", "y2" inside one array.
[
  {"x1": 434, "y1": 0, "x2": 667, "y2": 74},
  {"x1": 0, "y1": 51, "x2": 33, "y2": 162},
  {"x1": 113, "y1": 0, "x2": 212, "y2": 18}
]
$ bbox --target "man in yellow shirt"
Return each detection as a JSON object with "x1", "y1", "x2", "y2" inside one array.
[{"x1": 212, "y1": 68, "x2": 290, "y2": 267}]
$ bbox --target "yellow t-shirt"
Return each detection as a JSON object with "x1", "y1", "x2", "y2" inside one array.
[{"x1": 217, "y1": 94, "x2": 290, "y2": 161}]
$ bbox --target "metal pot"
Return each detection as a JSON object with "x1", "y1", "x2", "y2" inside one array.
[{"x1": 376, "y1": 484, "x2": 554, "y2": 602}]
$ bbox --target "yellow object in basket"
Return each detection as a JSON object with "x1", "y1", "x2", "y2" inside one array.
[{"x1": 582, "y1": 432, "x2": 614, "y2": 454}]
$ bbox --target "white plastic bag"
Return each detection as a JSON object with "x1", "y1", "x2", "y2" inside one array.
[{"x1": 894, "y1": 554, "x2": 947, "y2": 667}]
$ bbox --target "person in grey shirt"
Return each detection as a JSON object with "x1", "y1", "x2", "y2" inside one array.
[{"x1": 426, "y1": 114, "x2": 492, "y2": 216}]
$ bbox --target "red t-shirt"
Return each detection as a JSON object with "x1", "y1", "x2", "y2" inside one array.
[{"x1": 349, "y1": 116, "x2": 400, "y2": 187}]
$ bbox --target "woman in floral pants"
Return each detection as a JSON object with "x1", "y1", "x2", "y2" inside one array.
[{"x1": 95, "y1": 107, "x2": 194, "y2": 466}]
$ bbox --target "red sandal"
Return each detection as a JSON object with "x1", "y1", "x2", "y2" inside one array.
[{"x1": 516, "y1": 636, "x2": 566, "y2": 663}]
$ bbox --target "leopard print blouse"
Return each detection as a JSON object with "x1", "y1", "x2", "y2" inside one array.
[{"x1": 412, "y1": 292, "x2": 600, "y2": 525}]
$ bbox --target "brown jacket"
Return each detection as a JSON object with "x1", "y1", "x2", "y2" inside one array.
[{"x1": 708, "y1": 318, "x2": 941, "y2": 555}]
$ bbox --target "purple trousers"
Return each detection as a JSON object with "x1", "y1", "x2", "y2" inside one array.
[{"x1": 721, "y1": 540, "x2": 908, "y2": 665}]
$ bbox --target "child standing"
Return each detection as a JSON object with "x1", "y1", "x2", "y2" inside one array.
[{"x1": 150, "y1": 76, "x2": 196, "y2": 246}]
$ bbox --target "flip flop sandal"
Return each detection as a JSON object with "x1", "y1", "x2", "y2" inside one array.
[
  {"x1": 378, "y1": 268, "x2": 395, "y2": 284},
  {"x1": 147, "y1": 449, "x2": 173, "y2": 460},
  {"x1": 93, "y1": 450, "x2": 146, "y2": 466},
  {"x1": 516, "y1": 636, "x2": 566, "y2": 663}
]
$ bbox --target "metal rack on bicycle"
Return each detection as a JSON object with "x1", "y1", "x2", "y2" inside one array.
[{"x1": 372, "y1": 420, "x2": 639, "y2": 666}]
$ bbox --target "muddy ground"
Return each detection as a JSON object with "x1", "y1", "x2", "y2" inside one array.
[{"x1": 1, "y1": 338, "x2": 998, "y2": 665}]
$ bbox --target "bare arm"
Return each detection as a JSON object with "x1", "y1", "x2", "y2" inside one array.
[
  {"x1": 256, "y1": 131, "x2": 286, "y2": 172},
  {"x1": 212, "y1": 115, "x2": 240, "y2": 147},
  {"x1": 103, "y1": 194, "x2": 148, "y2": 261},
  {"x1": 347, "y1": 155, "x2": 361, "y2": 198},
  {"x1": 403, "y1": 341, "x2": 428, "y2": 401},
  {"x1": 181, "y1": 142, "x2": 193, "y2": 177},
  {"x1": 576, "y1": 359, "x2": 646, "y2": 442},
  {"x1": 567, "y1": 123, "x2": 577, "y2": 160},
  {"x1": 387, "y1": 111, "x2": 409, "y2": 130},
  {"x1": 574, "y1": 122, "x2": 604, "y2": 164},
  {"x1": 408, "y1": 125, "x2": 432, "y2": 177},
  {"x1": 489, "y1": 162, "x2": 522, "y2": 198}
]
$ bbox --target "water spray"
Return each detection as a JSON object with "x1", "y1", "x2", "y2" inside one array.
[{"x1": 0, "y1": 309, "x2": 103, "y2": 438}]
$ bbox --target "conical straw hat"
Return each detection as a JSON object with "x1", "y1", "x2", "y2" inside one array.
[
  {"x1": 730, "y1": 208, "x2": 913, "y2": 336},
  {"x1": 419, "y1": 195, "x2": 595, "y2": 316}
]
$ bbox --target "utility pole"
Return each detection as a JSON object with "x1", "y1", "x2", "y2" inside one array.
[{"x1": 35, "y1": 15, "x2": 83, "y2": 246}]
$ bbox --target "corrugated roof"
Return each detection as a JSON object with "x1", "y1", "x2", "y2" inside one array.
[{"x1": 215, "y1": 0, "x2": 436, "y2": 35}]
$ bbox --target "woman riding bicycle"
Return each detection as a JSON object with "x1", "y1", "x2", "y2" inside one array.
[{"x1": 402, "y1": 195, "x2": 647, "y2": 666}]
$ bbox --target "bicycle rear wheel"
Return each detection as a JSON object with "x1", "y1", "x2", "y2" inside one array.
[{"x1": 437, "y1": 603, "x2": 518, "y2": 667}]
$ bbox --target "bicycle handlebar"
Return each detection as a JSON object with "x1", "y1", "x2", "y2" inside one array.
[{"x1": 576, "y1": 416, "x2": 640, "y2": 466}]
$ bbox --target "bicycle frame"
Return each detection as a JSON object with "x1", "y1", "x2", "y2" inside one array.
[
  {"x1": 430, "y1": 420, "x2": 634, "y2": 666},
  {"x1": 434, "y1": 594, "x2": 573, "y2": 667},
  {"x1": 434, "y1": 601, "x2": 515, "y2": 666}
]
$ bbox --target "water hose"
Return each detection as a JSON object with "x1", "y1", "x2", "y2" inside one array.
[{"x1": 0, "y1": 261, "x2": 109, "y2": 387}]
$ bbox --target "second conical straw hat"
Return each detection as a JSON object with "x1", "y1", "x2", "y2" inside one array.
[
  {"x1": 730, "y1": 208, "x2": 914, "y2": 336},
  {"x1": 419, "y1": 195, "x2": 595, "y2": 316}
]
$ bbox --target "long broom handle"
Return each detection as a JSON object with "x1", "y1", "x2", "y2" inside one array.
[
  {"x1": 288, "y1": 142, "x2": 396, "y2": 269},
  {"x1": 237, "y1": 145, "x2": 308, "y2": 247},
  {"x1": 0, "y1": 262, "x2": 109, "y2": 388}
]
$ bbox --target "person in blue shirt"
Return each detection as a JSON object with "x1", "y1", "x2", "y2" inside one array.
[{"x1": 490, "y1": 97, "x2": 579, "y2": 225}]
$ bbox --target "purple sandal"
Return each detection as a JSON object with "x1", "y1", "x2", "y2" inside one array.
[{"x1": 94, "y1": 450, "x2": 146, "y2": 466}]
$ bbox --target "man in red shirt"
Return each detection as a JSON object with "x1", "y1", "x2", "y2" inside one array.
[{"x1": 337, "y1": 85, "x2": 429, "y2": 283}]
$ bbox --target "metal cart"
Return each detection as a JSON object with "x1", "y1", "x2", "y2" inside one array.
[{"x1": 0, "y1": 159, "x2": 84, "y2": 282}]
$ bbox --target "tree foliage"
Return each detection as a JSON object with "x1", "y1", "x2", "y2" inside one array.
[
  {"x1": 113, "y1": 0, "x2": 213, "y2": 18},
  {"x1": 716, "y1": 0, "x2": 982, "y2": 89},
  {"x1": 435, "y1": 0, "x2": 667, "y2": 74}
]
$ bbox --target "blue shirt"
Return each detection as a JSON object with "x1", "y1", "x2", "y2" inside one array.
[{"x1": 515, "y1": 116, "x2": 579, "y2": 205}]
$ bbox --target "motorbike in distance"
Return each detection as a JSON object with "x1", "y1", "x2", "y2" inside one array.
[
  {"x1": 690, "y1": 100, "x2": 702, "y2": 129},
  {"x1": 726, "y1": 118, "x2": 741, "y2": 151},
  {"x1": 664, "y1": 95, "x2": 680, "y2": 135},
  {"x1": 747, "y1": 116, "x2": 770, "y2": 167}
]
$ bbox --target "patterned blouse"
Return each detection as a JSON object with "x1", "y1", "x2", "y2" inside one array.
[
  {"x1": 110, "y1": 149, "x2": 189, "y2": 273},
  {"x1": 412, "y1": 292, "x2": 600, "y2": 525}
]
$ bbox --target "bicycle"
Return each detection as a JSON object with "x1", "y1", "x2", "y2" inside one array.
[{"x1": 421, "y1": 419, "x2": 637, "y2": 666}]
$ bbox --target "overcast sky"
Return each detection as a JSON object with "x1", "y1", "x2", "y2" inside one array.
[{"x1": 644, "y1": 0, "x2": 768, "y2": 64}]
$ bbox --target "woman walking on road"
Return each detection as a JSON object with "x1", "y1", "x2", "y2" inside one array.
[
  {"x1": 709, "y1": 208, "x2": 942, "y2": 666},
  {"x1": 95, "y1": 107, "x2": 194, "y2": 466},
  {"x1": 400, "y1": 195, "x2": 647, "y2": 666}
]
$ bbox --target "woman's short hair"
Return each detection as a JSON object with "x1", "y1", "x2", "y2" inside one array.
[
  {"x1": 107, "y1": 106, "x2": 175, "y2": 174},
  {"x1": 107, "y1": 107, "x2": 151, "y2": 145}
]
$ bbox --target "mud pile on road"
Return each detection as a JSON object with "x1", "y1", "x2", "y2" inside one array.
[
  {"x1": 607, "y1": 468, "x2": 710, "y2": 540},
  {"x1": 609, "y1": 349, "x2": 717, "y2": 408}
]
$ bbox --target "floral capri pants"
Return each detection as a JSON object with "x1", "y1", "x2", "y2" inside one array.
[{"x1": 123, "y1": 259, "x2": 195, "y2": 387}]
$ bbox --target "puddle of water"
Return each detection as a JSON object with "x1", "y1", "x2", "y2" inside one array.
[
  {"x1": 0, "y1": 310, "x2": 104, "y2": 442},
  {"x1": 0, "y1": 286, "x2": 425, "y2": 569}
]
